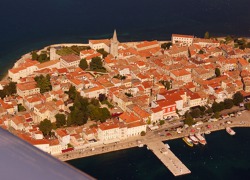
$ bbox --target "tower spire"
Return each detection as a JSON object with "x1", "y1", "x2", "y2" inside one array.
[
  {"x1": 110, "y1": 29, "x2": 119, "y2": 58},
  {"x1": 113, "y1": 29, "x2": 118, "y2": 42}
]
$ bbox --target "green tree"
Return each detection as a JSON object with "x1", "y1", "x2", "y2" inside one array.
[
  {"x1": 87, "y1": 104, "x2": 100, "y2": 120},
  {"x1": 224, "y1": 99, "x2": 234, "y2": 109},
  {"x1": 39, "y1": 119, "x2": 53, "y2": 136},
  {"x1": 90, "y1": 98, "x2": 100, "y2": 107},
  {"x1": 190, "y1": 108, "x2": 201, "y2": 118},
  {"x1": 0, "y1": 82, "x2": 17, "y2": 98},
  {"x1": 66, "y1": 115, "x2": 73, "y2": 126},
  {"x1": 184, "y1": 113, "x2": 194, "y2": 126},
  {"x1": 99, "y1": 108, "x2": 111, "y2": 122},
  {"x1": 244, "y1": 103, "x2": 250, "y2": 110},
  {"x1": 38, "y1": 53, "x2": 49, "y2": 63},
  {"x1": 198, "y1": 49, "x2": 204, "y2": 54},
  {"x1": 214, "y1": 111, "x2": 220, "y2": 119},
  {"x1": 233, "y1": 92, "x2": 244, "y2": 106},
  {"x1": 199, "y1": 106, "x2": 206, "y2": 113},
  {"x1": 205, "y1": 107, "x2": 213, "y2": 114},
  {"x1": 204, "y1": 31, "x2": 210, "y2": 39},
  {"x1": 55, "y1": 114, "x2": 66, "y2": 128},
  {"x1": 79, "y1": 58, "x2": 88, "y2": 70},
  {"x1": 34, "y1": 75, "x2": 52, "y2": 93},
  {"x1": 71, "y1": 107, "x2": 86, "y2": 125},
  {"x1": 159, "y1": 120, "x2": 165, "y2": 125},
  {"x1": 98, "y1": 93, "x2": 107, "y2": 102},
  {"x1": 147, "y1": 117, "x2": 151, "y2": 125},
  {"x1": 159, "y1": 80, "x2": 171, "y2": 90},
  {"x1": 90, "y1": 57, "x2": 103, "y2": 71},
  {"x1": 67, "y1": 85, "x2": 77, "y2": 100},
  {"x1": 96, "y1": 48, "x2": 109, "y2": 58},
  {"x1": 18, "y1": 104, "x2": 26, "y2": 112},
  {"x1": 212, "y1": 102, "x2": 220, "y2": 113},
  {"x1": 215, "y1": 68, "x2": 221, "y2": 77},
  {"x1": 140, "y1": 131, "x2": 146, "y2": 136},
  {"x1": 212, "y1": 102, "x2": 222, "y2": 112},
  {"x1": 219, "y1": 102, "x2": 225, "y2": 111},
  {"x1": 31, "y1": 51, "x2": 39, "y2": 60},
  {"x1": 161, "y1": 42, "x2": 172, "y2": 50},
  {"x1": 225, "y1": 35, "x2": 233, "y2": 43}
]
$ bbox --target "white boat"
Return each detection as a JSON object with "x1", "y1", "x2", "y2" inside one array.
[
  {"x1": 138, "y1": 143, "x2": 144, "y2": 147},
  {"x1": 205, "y1": 130, "x2": 211, "y2": 134},
  {"x1": 226, "y1": 127, "x2": 236, "y2": 135},
  {"x1": 195, "y1": 133, "x2": 207, "y2": 145},
  {"x1": 189, "y1": 135, "x2": 199, "y2": 145},
  {"x1": 165, "y1": 143, "x2": 170, "y2": 149}
]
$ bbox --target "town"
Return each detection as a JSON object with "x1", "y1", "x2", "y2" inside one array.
[{"x1": 0, "y1": 30, "x2": 250, "y2": 164}]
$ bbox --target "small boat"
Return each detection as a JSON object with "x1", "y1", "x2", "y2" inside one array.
[
  {"x1": 165, "y1": 143, "x2": 170, "y2": 149},
  {"x1": 189, "y1": 135, "x2": 199, "y2": 145},
  {"x1": 195, "y1": 133, "x2": 207, "y2": 145},
  {"x1": 137, "y1": 140, "x2": 144, "y2": 147},
  {"x1": 205, "y1": 130, "x2": 211, "y2": 134},
  {"x1": 138, "y1": 143, "x2": 144, "y2": 147},
  {"x1": 226, "y1": 127, "x2": 236, "y2": 135},
  {"x1": 183, "y1": 137, "x2": 193, "y2": 147}
]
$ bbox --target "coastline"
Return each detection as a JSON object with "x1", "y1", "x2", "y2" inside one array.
[{"x1": 55, "y1": 111, "x2": 250, "y2": 162}]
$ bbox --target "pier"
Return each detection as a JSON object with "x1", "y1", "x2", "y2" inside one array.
[{"x1": 146, "y1": 141, "x2": 191, "y2": 176}]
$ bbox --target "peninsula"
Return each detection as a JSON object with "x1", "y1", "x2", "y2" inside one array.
[{"x1": 1, "y1": 31, "x2": 250, "y2": 176}]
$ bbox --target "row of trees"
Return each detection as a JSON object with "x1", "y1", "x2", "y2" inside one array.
[
  {"x1": 184, "y1": 92, "x2": 244, "y2": 126},
  {"x1": 79, "y1": 57, "x2": 106, "y2": 72},
  {"x1": 31, "y1": 51, "x2": 49, "y2": 63}
]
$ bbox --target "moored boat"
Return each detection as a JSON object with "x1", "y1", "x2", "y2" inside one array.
[
  {"x1": 138, "y1": 143, "x2": 144, "y2": 147},
  {"x1": 195, "y1": 133, "x2": 207, "y2": 145},
  {"x1": 189, "y1": 135, "x2": 199, "y2": 145},
  {"x1": 183, "y1": 137, "x2": 193, "y2": 147},
  {"x1": 226, "y1": 127, "x2": 236, "y2": 135},
  {"x1": 165, "y1": 143, "x2": 170, "y2": 149},
  {"x1": 205, "y1": 130, "x2": 211, "y2": 134}
]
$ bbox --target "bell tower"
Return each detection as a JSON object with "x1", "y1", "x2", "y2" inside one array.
[{"x1": 110, "y1": 29, "x2": 119, "y2": 58}]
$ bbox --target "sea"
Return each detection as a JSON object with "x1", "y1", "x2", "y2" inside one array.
[
  {"x1": 1, "y1": 0, "x2": 250, "y2": 75},
  {"x1": 1, "y1": 0, "x2": 250, "y2": 179},
  {"x1": 68, "y1": 128, "x2": 250, "y2": 180}
]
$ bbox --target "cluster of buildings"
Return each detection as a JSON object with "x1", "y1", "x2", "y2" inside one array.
[{"x1": 1, "y1": 31, "x2": 250, "y2": 155}]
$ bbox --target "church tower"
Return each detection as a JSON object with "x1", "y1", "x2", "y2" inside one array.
[{"x1": 110, "y1": 29, "x2": 119, "y2": 58}]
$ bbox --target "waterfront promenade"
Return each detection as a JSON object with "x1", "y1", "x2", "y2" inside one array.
[
  {"x1": 55, "y1": 110, "x2": 250, "y2": 176},
  {"x1": 146, "y1": 141, "x2": 191, "y2": 176}
]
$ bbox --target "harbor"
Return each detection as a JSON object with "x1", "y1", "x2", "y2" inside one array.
[{"x1": 56, "y1": 110, "x2": 250, "y2": 177}]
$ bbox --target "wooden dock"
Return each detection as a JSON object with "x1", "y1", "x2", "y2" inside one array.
[{"x1": 146, "y1": 141, "x2": 191, "y2": 176}]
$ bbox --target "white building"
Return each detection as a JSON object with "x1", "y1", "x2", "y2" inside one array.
[
  {"x1": 172, "y1": 34, "x2": 194, "y2": 46},
  {"x1": 89, "y1": 39, "x2": 110, "y2": 53}
]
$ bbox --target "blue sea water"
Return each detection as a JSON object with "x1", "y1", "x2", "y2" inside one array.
[
  {"x1": 1, "y1": 0, "x2": 250, "y2": 74},
  {"x1": 68, "y1": 128, "x2": 250, "y2": 180}
]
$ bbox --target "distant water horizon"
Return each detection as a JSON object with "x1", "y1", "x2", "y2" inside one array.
[
  {"x1": 68, "y1": 127, "x2": 250, "y2": 180},
  {"x1": 1, "y1": 0, "x2": 250, "y2": 75}
]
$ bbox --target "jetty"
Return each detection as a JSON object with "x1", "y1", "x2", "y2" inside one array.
[{"x1": 146, "y1": 140, "x2": 191, "y2": 176}]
